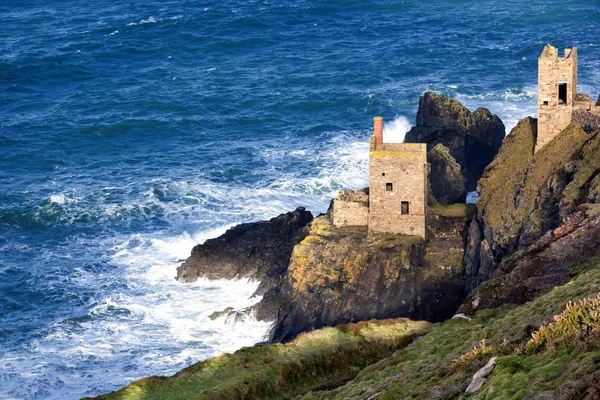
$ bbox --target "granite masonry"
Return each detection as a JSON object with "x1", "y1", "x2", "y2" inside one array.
[
  {"x1": 536, "y1": 44, "x2": 600, "y2": 152},
  {"x1": 332, "y1": 117, "x2": 428, "y2": 239}
]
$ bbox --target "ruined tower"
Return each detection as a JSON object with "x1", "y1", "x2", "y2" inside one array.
[
  {"x1": 367, "y1": 117, "x2": 427, "y2": 238},
  {"x1": 536, "y1": 44, "x2": 578, "y2": 152}
]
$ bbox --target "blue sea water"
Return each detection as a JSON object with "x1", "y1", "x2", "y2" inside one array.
[{"x1": 1, "y1": 0, "x2": 599, "y2": 398}]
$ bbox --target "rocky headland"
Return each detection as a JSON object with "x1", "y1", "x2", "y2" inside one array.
[{"x1": 91, "y1": 96, "x2": 600, "y2": 400}]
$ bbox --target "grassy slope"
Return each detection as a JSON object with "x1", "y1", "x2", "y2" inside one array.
[
  {"x1": 86, "y1": 319, "x2": 430, "y2": 400},
  {"x1": 300, "y1": 260, "x2": 600, "y2": 399},
  {"x1": 91, "y1": 259, "x2": 600, "y2": 400}
]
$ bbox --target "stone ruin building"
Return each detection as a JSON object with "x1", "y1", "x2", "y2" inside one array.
[
  {"x1": 332, "y1": 44, "x2": 600, "y2": 238},
  {"x1": 537, "y1": 44, "x2": 600, "y2": 152},
  {"x1": 332, "y1": 117, "x2": 428, "y2": 239}
]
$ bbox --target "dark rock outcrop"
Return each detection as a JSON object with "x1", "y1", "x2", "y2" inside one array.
[
  {"x1": 460, "y1": 211, "x2": 600, "y2": 315},
  {"x1": 176, "y1": 207, "x2": 313, "y2": 295},
  {"x1": 427, "y1": 144, "x2": 466, "y2": 205},
  {"x1": 260, "y1": 205, "x2": 472, "y2": 343},
  {"x1": 405, "y1": 92, "x2": 505, "y2": 192},
  {"x1": 464, "y1": 117, "x2": 600, "y2": 293}
]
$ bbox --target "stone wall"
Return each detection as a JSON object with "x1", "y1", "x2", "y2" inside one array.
[
  {"x1": 536, "y1": 45, "x2": 578, "y2": 153},
  {"x1": 537, "y1": 106, "x2": 572, "y2": 151},
  {"x1": 332, "y1": 189, "x2": 369, "y2": 227},
  {"x1": 368, "y1": 138, "x2": 427, "y2": 238}
]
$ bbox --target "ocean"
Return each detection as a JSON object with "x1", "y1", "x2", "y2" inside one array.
[{"x1": 1, "y1": 0, "x2": 598, "y2": 398}]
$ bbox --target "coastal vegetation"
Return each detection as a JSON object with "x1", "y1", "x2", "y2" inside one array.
[
  {"x1": 91, "y1": 260, "x2": 600, "y2": 399},
  {"x1": 87, "y1": 319, "x2": 430, "y2": 400}
]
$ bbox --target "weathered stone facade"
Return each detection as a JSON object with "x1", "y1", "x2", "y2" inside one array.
[
  {"x1": 537, "y1": 44, "x2": 600, "y2": 152},
  {"x1": 368, "y1": 139, "x2": 427, "y2": 238},
  {"x1": 331, "y1": 117, "x2": 428, "y2": 239},
  {"x1": 332, "y1": 189, "x2": 369, "y2": 227}
]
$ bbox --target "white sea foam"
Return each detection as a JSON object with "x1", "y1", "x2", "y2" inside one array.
[
  {"x1": 383, "y1": 116, "x2": 412, "y2": 143},
  {"x1": 140, "y1": 16, "x2": 159, "y2": 24},
  {"x1": 49, "y1": 194, "x2": 66, "y2": 204},
  {"x1": 2, "y1": 129, "x2": 373, "y2": 399},
  {"x1": 466, "y1": 191, "x2": 479, "y2": 204},
  {"x1": 0, "y1": 227, "x2": 272, "y2": 400}
]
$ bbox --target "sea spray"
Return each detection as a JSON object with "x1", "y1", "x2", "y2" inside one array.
[{"x1": 383, "y1": 116, "x2": 412, "y2": 143}]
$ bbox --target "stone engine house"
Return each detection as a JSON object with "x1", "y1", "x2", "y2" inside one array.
[
  {"x1": 537, "y1": 44, "x2": 600, "y2": 152},
  {"x1": 332, "y1": 117, "x2": 428, "y2": 238}
]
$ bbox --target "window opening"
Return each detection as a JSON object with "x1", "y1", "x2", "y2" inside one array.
[
  {"x1": 401, "y1": 201, "x2": 409, "y2": 215},
  {"x1": 386, "y1": 183, "x2": 393, "y2": 191},
  {"x1": 558, "y1": 83, "x2": 567, "y2": 104}
]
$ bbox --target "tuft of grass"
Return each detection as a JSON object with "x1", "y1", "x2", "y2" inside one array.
[
  {"x1": 452, "y1": 338, "x2": 510, "y2": 371},
  {"x1": 527, "y1": 294, "x2": 600, "y2": 354},
  {"x1": 428, "y1": 203, "x2": 476, "y2": 218}
]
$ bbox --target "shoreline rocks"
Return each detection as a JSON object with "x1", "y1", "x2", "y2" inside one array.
[{"x1": 176, "y1": 206, "x2": 313, "y2": 296}]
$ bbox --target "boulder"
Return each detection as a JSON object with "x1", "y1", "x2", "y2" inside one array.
[
  {"x1": 428, "y1": 144, "x2": 466, "y2": 205},
  {"x1": 465, "y1": 357, "x2": 496, "y2": 394},
  {"x1": 405, "y1": 92, "x2": 505, "y2": 191},
  {"x1": 176, "y1": 207, "x2": 313, "y2": 295}
]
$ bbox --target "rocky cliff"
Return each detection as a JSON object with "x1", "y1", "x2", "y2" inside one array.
[
  {"x1": 405, "y1": 92, "x2": 505, "y2": 194},
  {"x1": 94, "y1": 102, "x2": 600, "y2": 400},
  {"x1": 464, "y1": 113, "x2": 600, "y2": 292},
  {"x1": 427, "y1": 143, "x2": 465, "y2": 205},
  {"x1": 264, "y1": 205, "x2": 471, "y2": 342}
]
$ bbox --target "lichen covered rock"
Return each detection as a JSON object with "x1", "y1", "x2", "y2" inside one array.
[
  {"x1": 264, "y1": 206, "x2": 471, "y2": 342},
  {"x1": 267, "y1": 216, "x2": 425, "y2": 342}
]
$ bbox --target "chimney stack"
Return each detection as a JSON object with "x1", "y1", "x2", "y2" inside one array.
[{"x1": 374, "y1": 116, "x2": 383, "y2": 145}]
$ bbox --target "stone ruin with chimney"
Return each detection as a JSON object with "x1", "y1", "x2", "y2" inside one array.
[{"x1": 332, "y1": 117, "x2": 428, "y2": 239}]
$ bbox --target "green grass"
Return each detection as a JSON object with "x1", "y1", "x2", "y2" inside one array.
[
  {"x1": 86, "y1": 319, "x2": 430, "y2": 400},
  {"x1": 299, "y1": 261, "x2": 600, "y2": 399},
  {"x1": 428, "y1": 203, "x2": 476, "y2": 218}
]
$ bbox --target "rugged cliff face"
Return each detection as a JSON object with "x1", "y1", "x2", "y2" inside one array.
[
  {"x1": 267, "y1": 216, "x2": 425, "y2": 342},
  {"x1": 464, "y1": 114, "x2": 600, "y2": 292},
  {"x1": 460, "y1": 211, "x2": 600, "y2": 315},
  {"x1": 405, "y1": 92, "x2": 505, "y2": 193},
  {"x1": 176, "y1": 207, "x2": 313, "y2": 295},
  {"x1": 265, "y1": 205, "x2": 471, "y2": 342}
]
